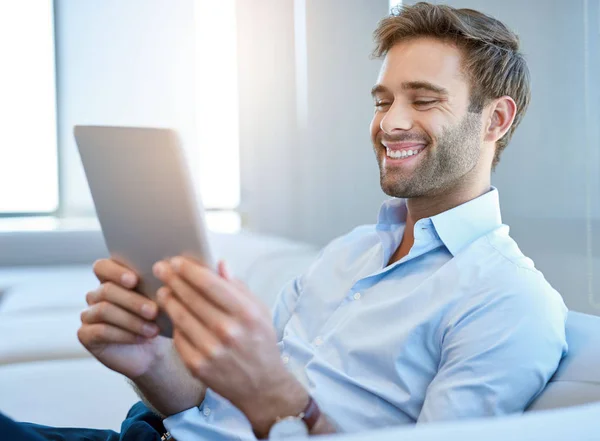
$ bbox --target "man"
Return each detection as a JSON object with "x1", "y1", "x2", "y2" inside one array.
[{"x1": 11, "y1": 2, "x2": 567, "y2": 440}]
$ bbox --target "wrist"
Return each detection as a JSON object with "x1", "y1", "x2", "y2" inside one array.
[
  {"x1": 130, "y1": 338, "x2": 171, "y2": 383},
  {"x1": 132, "y1": 340, "x2": 207, "y2": 416},
  {"x1": 242, "y1": 377, "x2": 309, "y2": 439}
]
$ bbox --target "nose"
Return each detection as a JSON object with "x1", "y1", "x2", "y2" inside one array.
[{"x1": 380, "y1": 102, "x2": 412, "y2": 135}]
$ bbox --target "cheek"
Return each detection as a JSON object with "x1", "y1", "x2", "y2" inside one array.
[{"x1": 419, "y1": 113, "x2": 447, "y2": 143}]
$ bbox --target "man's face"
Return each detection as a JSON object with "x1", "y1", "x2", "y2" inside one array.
[{"x1": 370, "y1": 38, "x2": 485, "y2": 198}]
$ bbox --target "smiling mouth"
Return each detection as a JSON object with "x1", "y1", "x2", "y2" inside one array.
[{"x1": 384, "y1": 144, "x2": 427, "y2": 160}]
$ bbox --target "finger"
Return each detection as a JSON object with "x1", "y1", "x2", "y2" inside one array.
[
  {"x1": 217, "y1": 260, "x2": 232, "y2": 281},
  {"x1": 157, "y1": 288, "x2": 225, "y2": 356},
  {"x1": 81, "y1": 302, "x2": 160, "y2": 338},
  {"x1": 85, "y1": 282, "x2": 158, "y2": 321},
  {"x1": 172, "y1": 328, "x2": 207, "y2": 377},
  {"x1": 77, "y1": 323, "x2": 146, "y2": 347},
  {"x1": 168, "y1": 281, "x2": 243, "y2": 346},
  {"x1": 93, "y1": 258, "x2": 138, "y2": 289},
  {"x1": 154, "y1": 275, "x2": 240, "y2": 343},
  {"x1": 158, "y1": 257, "x2": 252, "y2": 315}
]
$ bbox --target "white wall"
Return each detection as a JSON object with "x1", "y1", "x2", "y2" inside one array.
[
  {"x1": 237, "y1": 0, "x2": 389, "y2": 245},
  {"x1": 54, "y1": 0, "x2": 197, "y2": 216}
]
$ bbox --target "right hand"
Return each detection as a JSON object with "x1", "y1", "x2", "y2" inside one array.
[{"x1": 78, "y1": 258, "x2": 168, "y2": 380}]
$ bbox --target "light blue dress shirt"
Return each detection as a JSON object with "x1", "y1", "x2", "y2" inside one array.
[{"x1": 164, "y1": 188, "x2": 568, "y2": 440}]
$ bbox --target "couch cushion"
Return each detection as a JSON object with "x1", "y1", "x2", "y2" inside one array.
[
  {"x1": 0, "y1": 358, "x2": 139, "y2": 431},
  {"x1": 0, "y1": 312, "x2": 90, "y2": 365},
  {"x1": 527, "y1": 311, "x2": 600, "y2": 411},
  {"x1": 0, "y1": 265, "x2": 94, "y2": 315},
  {"x1": 0, "y1": 231, "x2": 317, "y2": 317}
]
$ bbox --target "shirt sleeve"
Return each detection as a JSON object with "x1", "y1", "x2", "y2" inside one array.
[
  {"x1": 418, "y1": 273, "x2": 568, "y2": 423},
  {"x1": 271, "y1": 277, "x2": 303, "y2": 342}
]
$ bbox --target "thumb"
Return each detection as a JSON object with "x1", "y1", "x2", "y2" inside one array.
[{"x1": 217, "y1": 260, "x2": 232, "y2": 281}]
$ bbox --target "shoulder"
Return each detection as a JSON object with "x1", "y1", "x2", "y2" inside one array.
[{"x1": 446, "y1": 225, "x2": 568, "y2": 334}]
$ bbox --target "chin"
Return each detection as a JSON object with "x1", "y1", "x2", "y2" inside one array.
[
  {"x1": 381, "y1": 179, "x2": 413, "y2": 199},
  {"x1": 381, "y1": 173, "x2": 432, "y2": 198}
]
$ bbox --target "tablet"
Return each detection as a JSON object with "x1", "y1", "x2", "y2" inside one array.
[{"x1": 74, "y1": 125, "x2": 214, "y2": 338}]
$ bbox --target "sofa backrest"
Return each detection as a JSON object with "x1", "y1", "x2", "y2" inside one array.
[{"x1": 526, "y1": 311, "x2": 600, "y2": 411}]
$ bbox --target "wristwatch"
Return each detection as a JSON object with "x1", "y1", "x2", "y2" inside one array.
[{"x1": 267, "y1": 396, "x2": 321, "y2": 439}]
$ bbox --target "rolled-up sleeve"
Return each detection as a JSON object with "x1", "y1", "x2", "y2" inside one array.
[{"x1": 418, "y1": 275, "x2": 568, "y2": 423}]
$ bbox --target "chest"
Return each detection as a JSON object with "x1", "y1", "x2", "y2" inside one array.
[{"x1": 281, "y1": 248, "x2": 457, "y2": 381}]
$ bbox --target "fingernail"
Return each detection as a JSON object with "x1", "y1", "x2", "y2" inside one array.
[
  {"x1": 143, "y1": 324, "x2": 158, "y2": 337},
  {"x1": 219, "y1": 260, "x2": 231, "y2": 280},
  {"x1": 156, "y1": 287, "x2": 168, "y2": 303},
  {"x1": 222, "y1": 261, "x2": 232, "y2": 280},
  {"x1": 121, "y1": 273, "x2": 137, "y2": 288},
  {"x1": 153, "y1": 262, "x2": 166, "y2": 278},
  {"x1": 170, "y1": 257, "x2": 183, "y2": 272},
  {"x1": 141, "y1": 303, "x2": 156, "y2": 319}
]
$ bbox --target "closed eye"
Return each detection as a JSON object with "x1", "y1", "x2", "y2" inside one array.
[
  {"x1": 414, "y1": 100, "x2": 438, "y2": 106},
  {"x1": 374, "y1": 101, "x2": 391, "y2": 110}
]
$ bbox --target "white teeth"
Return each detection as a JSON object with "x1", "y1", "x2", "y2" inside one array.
[{"x1": 386, "y1": 147, "x2": 422, "y2": 159}]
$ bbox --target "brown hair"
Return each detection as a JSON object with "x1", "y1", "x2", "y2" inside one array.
[{"x1": 372, "y1": 2, "x2": 531, "y2": 168}]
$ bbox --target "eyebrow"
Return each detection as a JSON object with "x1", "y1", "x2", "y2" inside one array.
[{"x1": 371, "y1": 81, "x2": 449, "y2": 97}]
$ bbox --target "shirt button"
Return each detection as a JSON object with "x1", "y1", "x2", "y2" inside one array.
[
  {"x1": 203, "y1": 406, "x2": 211, "y2": 417},
  {"x1": 282, "y1": 355, "x2": 290, "y2": 365},
  {"x1": 314, "y1": 337, "x2": 323, "y2": 346},
  {"x1": 353, "y1": 292, "x2": 361, "y2": 300}
]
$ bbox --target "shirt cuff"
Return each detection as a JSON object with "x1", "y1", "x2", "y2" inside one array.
[{"x1": 163, "y1": 406, "x2": 203, "y2": 440}]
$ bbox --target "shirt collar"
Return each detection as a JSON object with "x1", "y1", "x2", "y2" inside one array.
[{"x1": 376, "y1": 187, "x2": 503, "y2": 256}]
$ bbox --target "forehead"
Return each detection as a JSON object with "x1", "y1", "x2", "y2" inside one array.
[{"x1": 377, "y1": 37, "x2": 469, "y2": 94}]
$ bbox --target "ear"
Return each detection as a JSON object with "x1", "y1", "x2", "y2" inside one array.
[{"x1": 484, "y1": 96, "x2": 517, "y2": 143}]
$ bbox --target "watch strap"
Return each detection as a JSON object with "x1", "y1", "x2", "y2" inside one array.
[{"x1": 301, "y1": 396, "x2": 320, "y2": 432}]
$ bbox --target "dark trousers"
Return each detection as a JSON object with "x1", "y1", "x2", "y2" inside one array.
[{"x1": 1, "y1": 401, "x2": 165, "y2": 441}]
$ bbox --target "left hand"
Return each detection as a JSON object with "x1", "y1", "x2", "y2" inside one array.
[{"x1": 152, "y1": 257, "x2": 308, "y2": 437}]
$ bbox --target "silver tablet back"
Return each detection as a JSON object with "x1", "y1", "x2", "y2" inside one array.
[{"x1": 74, "y1": 125, "x2": 213, "y2": 337}]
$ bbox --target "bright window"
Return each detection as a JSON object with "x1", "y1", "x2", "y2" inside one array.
[
  {"x1": 0, "y1": 1, "x2": 58, "y2": 215},
  {"x1": 194, "y1": 0, "x2": 240, "y2": 210}
]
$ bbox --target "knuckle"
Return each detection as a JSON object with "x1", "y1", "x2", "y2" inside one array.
[
  {"x1": 76, "y1": 327, "x2": 87, "y2": 345},
  {"x1": 96, "y1": 283, "x2": 107, "y2": 299},
  {"x1": 216, "y1": 321, "x2": 242, "y2": 346},
  {"x1": 96, "y1": 302, "x2": 111, "y2": 319},
  {"x1": 205, "y1": 343, "x2": 225, "y2": 361},
  {"x1": 241, "y1": 307, "x2": 261, "y2": 327},
  {"x1": 90, "y1": 324, "x2": 108, "y2": 342},
  {"x1": 190, "y1": 358, "x2": 208, "y2": 377}
]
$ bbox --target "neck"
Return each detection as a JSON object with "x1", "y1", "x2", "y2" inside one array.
[
  {"x1": 388, "y1": 177, "x2": 490, "y2": 266},
  {"x1": 387, "y1": 163, "x2": 492, "y2": 267},
  {"x1": 406, "y1": 175, "x2": 491, "y2": 226}
]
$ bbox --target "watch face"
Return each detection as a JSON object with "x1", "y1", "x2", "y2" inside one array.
[{"x1": 268, "y1": 417, "x2": 309, "y2": 439}]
